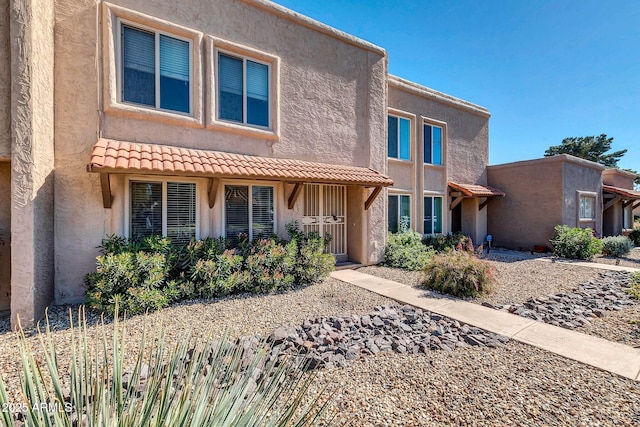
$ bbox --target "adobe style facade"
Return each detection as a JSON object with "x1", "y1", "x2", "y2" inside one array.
[{"x1": 0, "y1": 0, "x2": 495, "y2": 327}]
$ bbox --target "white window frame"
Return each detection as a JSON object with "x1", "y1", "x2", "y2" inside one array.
[
  {"x1": 578, "y1": 193, "x2": 597, "y2": 221},
  {"x1": 222, "y1": 181, "x2": 277, "y2": 240},
  {"x1": 124, "y1": 176, "x2": 200, "y2": 240},
  {"x1": 117, "y1": 18, "x2": 194, "y2": 116},
  {"x1": 216, "y1": 50, "x2": 272, "y2": 129},
  {"x1": 387, "y1": 114, "x2": 412, "y2": 161},
  {"x1": 388, "y1": 192, "x2": 412, "y2": 232},
  {"x1": 423, "y1": 119, "x2": 445, "y2": 166},
  {"x1": 423, "y1": 195, "x2": 444, "y2": 236}
]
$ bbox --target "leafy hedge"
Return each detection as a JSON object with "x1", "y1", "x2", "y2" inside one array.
[
  {"x1": 549, "y1": 225, "x2": 603, "y2": 260},
  {"x1": 85, "y1": 222, "x2": 334, "y2": 315},
  {"x1": 601, "y1": 235, "x2": 633, "y2": 257},
  {"x1": 628, "y1": 227, "x2": 640, "y2": 247},
  {"x1": 383, "y1": 230, "x2": 435, "y2": 271}
]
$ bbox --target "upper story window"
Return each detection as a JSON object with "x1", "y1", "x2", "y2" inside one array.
[
  {"x1": 218, "y1": 53, "x2": 270, "y2": 128},
  {"x1": 121, "y1": 24, "x2": 192, "y2": 114},
  {"x1": 388, "y1": 115, "x2": 411, "y2": 160},
  {"x1": 424, "y1": 124, "x2": 443, "y2": 165}
]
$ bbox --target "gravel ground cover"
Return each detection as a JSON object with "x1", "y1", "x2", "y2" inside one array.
[
  {"x1": 2, "y1": 276, "x2": 640, "y2": 425},
  {"x1": 358, "y1": 257, "x2": 600, "y2": 306},
  {"x1": 593, "y1": 247, "x2": 640, "y2": 269}
]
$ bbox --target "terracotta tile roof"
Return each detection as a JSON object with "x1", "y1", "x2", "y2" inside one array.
[
  {"x1": 603, "y1": 184, "x2": 640, "y2": 199},
  {"x1": 448, "y1": 182, "x2": 505, "y2": 197},
  {"x1": 88, "y1": 139, "x2": 394, "y2": 187}
]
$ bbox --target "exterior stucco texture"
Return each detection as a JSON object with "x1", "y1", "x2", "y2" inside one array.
[
  {"x1": 0, "y1": 162, "x2": 9, "y2": 311},
  {"x1": 487, "y1": 156, "x2": 603, "y2": 250},
  {"x1": 0, "y1": 0, "x2": 10, "y2": 159},
  {"x1": 53, "y1": 0, "x2": 388, "y2": 304}
]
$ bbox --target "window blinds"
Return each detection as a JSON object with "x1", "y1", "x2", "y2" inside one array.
[
  {"x1": 246, "y1": 60, "x2": 269, "y2": 102},
  {"x1": 225, "y1": 185, "x2": 250, "y2": 245},
  {"x1": 167, "y1": 182, "x2": 196, "y2": 245},
  {"x1": 160, "y1": 35, "x2": 190, "y2": 82},
  {"x1": 123, "y1": 26, "x2": 155, "y2": 74},
  {"x1": 252, "y1": 186, "x2": 274, "y2": 238},
  {"x1": 130, "y1": 181, "x2": 162, "y2": 240},
  {"x1": 219, "y1": 54, "x2": 243, "y2": 96}
]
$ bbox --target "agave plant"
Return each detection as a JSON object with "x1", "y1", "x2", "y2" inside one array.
[{"x1": 0, "y1": 307, "x2": 331, "y2": 426}]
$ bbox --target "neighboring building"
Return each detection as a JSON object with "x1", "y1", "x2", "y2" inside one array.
[
  {"x1": 486, "y1": 155, "x2": 604, "y2": 251},
  {"x1": 1, "y1": 0, "x2": 493, "y2": 327},
  {"x1": 385, "y1": 76, "x2": 502, "y2": 245},
  {"x1": 602, "y1": 168, "x2": 640, "y2": 236}
]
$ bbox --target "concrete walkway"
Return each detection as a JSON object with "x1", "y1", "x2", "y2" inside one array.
[
  {"x1": 331, "y1": 269, "x2": 640, "y2": 381},
  {"x1": 535, "y1": 257, "x2": 640, "y2": 273}
]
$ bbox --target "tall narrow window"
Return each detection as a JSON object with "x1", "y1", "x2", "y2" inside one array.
[
  {"x1": 218, "y1": 53, "x2": 270, "y2": 127},
  {"x1": 388, "y1": 115, "x2": 410, "y2": 160},
  {"x1": 579, "y1": 195, "x2": 596, "y2": 220},
  {"x1": 424, "y1": 196, "x2": 443, "y2": 234},
  {"x1": 424, "y1": 124, "x2": 443, "y2": 165},
  {"x1": 388, "y1": 194, "x2": 411, "y2": 233},
  {"x1": 225, "y1": 184, "x2": 275, "y2": 245},
  {"x1": 129, "y1": 180, "x2": 197, "y2": 243},
  {"x1": 121, "y1": 24, "x2": 191, "y2": 114}
]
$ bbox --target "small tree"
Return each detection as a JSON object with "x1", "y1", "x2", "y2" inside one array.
[{"x1": 544, "y1": 134, "x2": 626, "y2": 167}]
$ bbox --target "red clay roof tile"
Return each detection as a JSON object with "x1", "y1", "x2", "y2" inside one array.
[
  {"x1": 448, "y1": 182, "x2": 505, "y2": 197},
  {"x1": 89, "y1": 139, "x2": 394, "y2": 187},
  {"x1": 603, "y1": 185, "x2": 640, "y2": 199}
]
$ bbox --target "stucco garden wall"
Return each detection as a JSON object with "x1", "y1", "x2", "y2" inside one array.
[
  {"x1": 53, "y1": 0, "x2": 388, "y2": 303},
  {"x1": 0, "y1": 0, "x2": 10, "y2": 160},
  {"x1": 0, "y1": 162, "x2": 10, "y2": 312},
  {"x1": 487, "y1": 158, "x2": 565, "y2": 250}
]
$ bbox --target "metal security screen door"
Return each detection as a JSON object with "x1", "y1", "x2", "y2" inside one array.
[{"x1": 302, "y1": 184, "x2": 347, "y2": 260}]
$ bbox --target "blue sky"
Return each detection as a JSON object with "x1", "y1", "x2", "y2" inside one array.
[{"x1": 273, "y1": 0, "x2": 640, "y2": 171}]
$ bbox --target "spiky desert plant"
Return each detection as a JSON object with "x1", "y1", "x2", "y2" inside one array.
[{"x1": 0, "y1": 306, "x2": 330, "y2": 426}]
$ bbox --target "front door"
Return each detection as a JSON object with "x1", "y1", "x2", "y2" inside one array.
[{"x1": 302, "y1": 184, "x2": 347, "y2": 262}]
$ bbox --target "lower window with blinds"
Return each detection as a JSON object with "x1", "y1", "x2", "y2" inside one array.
[
  {"x1": 129, "y1": 179, "x2": 197, "y2": 244},
  {"x1": 225, "y1": 184, "x2": 274, "y2": 246}
]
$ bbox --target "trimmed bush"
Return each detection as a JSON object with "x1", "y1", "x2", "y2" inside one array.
[
  {"x1": 85, "y1": 222, "x2": 334, "y2": 315},
  {"x1": 549, "y1": 225, "x2": 603, "y2": 260},
  {"x1": 383, "y1": 230, "x2": 435, "y2": 271},
  {"x1": 422, "y1": 232, "x2": 472, "y2": 253},
  {"x1": 601, "y1": 236, "x2": 633, "y2": 257},
  {"x1": 627, "y1": 273, "x2": 640, "y2": 300},
  {"x1": 0, "y1": 308, "x2": 328, "y2": 426},
  {"x1": 628, "y1": 227, "x2": 640, "y2": 247},
  {"x1": 421, "y1": 251, "x2": 496, "y2": 298}
]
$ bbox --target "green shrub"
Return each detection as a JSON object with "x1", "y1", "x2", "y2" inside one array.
[
  {"x1": 384, "y1": 230, "x2": 435, "y2": 270},
  {"x1": 549, "y1": 225, "x2": 603, "y2": 260},
  {"x1": 421, "y1": 251, "x2": 496, "y2": 298},
  {"x1": 627, "y1": 272, "x2": 640, "y2": 300},
  {"x1": 85, "y1": 251, "x2": 173, "y2": 315},
  {"x1": 286, "y1": 222, "x2": 335, "y2": 286},
  {"x1": 422, "y1": 232, "x2": 472, "y2": 253},
  {"x1": 86, "y1": 222, "x2": 335, "y2": 314},
  {"x1": 188, "y1": 250, "x2": 249, "y2": 298},
  {"x1": 601, "y1": 235, "x2": 634, "y2": 257},
  {"x1": 0, "y1": 308, "x2": 328, "y2": 427},
  {"x1": 628, "y1": 227, "x2": 640, "y2": 247}
]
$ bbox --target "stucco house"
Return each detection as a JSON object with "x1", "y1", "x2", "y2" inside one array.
[
  {"x1": 486, "y1": 154, "x2": 639, "y2": 251},
  {"x1": 0, "y1": 0, "x2": 495, "y2": 327}
]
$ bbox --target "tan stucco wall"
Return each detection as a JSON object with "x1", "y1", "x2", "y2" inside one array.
[
  {"x1": 488, "y1": 155, "x2": 604, "y2": 250},
  {"x1": 53, "y1": 0, "x2": 388, "y2": 303},
  {"x1": 487, "y1": 158, "x2": 565, "y2": 250},
  {"x1": 0, "y1": 162, "x2": 10, "y2": 311},
  {"x1": 602, "y1": 168, "x2": 635, "y2": 189},
  {"x1": 0, "y1": 0, "x2": 10, "y2": 160},
  {"x1": 388, "y1": 77, "x2": 489, "y2": 237},
  {"x1": 10, "y1": 0, "x2": 56, "y2": 327},
  {"x1": 561, "y1": 161, "x2": 603, "y2": 231}
]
